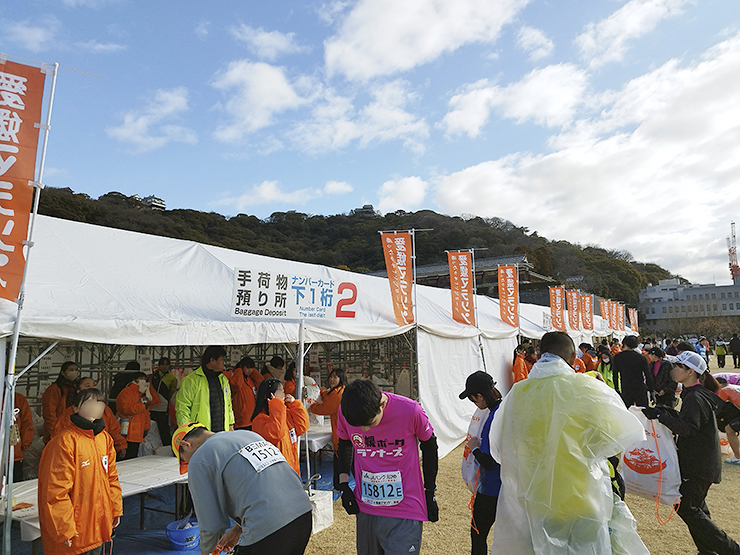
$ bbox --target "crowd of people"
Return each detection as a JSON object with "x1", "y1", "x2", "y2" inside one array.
[{"x1": 9, "y1": 328, "x2": 740, "y2": 554}]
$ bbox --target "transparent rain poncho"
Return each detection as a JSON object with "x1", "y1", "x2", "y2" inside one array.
[{"x1": 489, "y1": 353, "x2": 646, "y2": 555}]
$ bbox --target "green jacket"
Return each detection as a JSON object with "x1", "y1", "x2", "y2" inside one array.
[{"x1": 175, "y1": 367, "x2": 234, "y2": 431}]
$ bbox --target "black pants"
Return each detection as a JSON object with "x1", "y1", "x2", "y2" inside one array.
[
  {"x1": 124, "y1": 441, "x2": 140, "y2": 460},
  {"x1": 235, "y1": 511, "x2": 312, "y2": 555},
  {"x1": 13, "y1": 459, "x2": 23, "y2": 482},
  {"x1": 718, "y1": 354, "x2": 726, "y2": 368},
  {"x1": 620, "y1": 388, "x2": 648, "y2": 408},
  {"x1": 471, "y1": 493, "x2": 498, "y2": 555},
  {"x1": 677, "y1": 477, "x2": 740, "y2": 555},
  {"x1": 734, "y1": 353, "x2": 740, "y2": 368},
  {"x1": 151, "y1": 411, "x2": 171, "y2": 447}
]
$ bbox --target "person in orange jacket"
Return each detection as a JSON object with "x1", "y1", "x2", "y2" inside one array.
[
  {"x1": 309, "y1": 369, "x2": 346, "y2": 489},
  {"x1": 54, "y1": 377, "x2": 128, "y2": 459},
  {"x1": 38, "y1": 387, "x2": 123, "y2": 555},
  {"x1": 115, "y1": 372, "x2": 160, "y2": 460},
  {"x1": 222, "y1": 356, "x2": 263, "y2": 430},
  {"x1": 610, "y1": 339, "x2": 622, "y2": 356},
  {"x1": 251, "y1": 378, "x2": 309, "y2": 475},
  {"x1": 41, "y1": 361, "x2": 79, "y2": 443},
  {"x1": 283, "y1": 361, "x2": 297, "y2": 397},
  {"x1": 11, "y1": 392, "x2": 34, "y2": 482},
  {"x1": 512, "y1": 345, "x2": 529, "y2": 383}
]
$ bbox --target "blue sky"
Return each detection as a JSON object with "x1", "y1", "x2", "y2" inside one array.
[{"x1": 2, "y1": 0, "x2": 740, "y2": 285}]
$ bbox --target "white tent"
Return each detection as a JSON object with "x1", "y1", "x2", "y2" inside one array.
[{"x1": 0, "y1": 216, "x2": 635, "y2": 457}]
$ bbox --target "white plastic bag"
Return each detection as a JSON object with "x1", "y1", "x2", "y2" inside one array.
[
  {"x1": 622, "y1": 406, "x2": 681, "y2": 505},
  {"x1": 609, "y1": 494, "x2": 649, "y2": 555},
  {"x1": 461, "y1": 407, "x2": 489, "y2": 493},
  {"x1": 307, "y1": 489, "x2": 333, "y2": 534}
]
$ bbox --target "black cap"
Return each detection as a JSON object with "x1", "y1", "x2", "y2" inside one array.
[
  {"x1": 647, "y1": 347, "x2": 664, "y2": 358},
  {"x1": 459, "y1": 371, "x2": 495, "y2": 400}
]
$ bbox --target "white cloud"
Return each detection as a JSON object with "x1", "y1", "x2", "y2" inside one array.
[
  {"x1": 106, "y1": 87, "x2": 197, "y2": 152},
  {"x1": 324, "y1": 0, "x2": 530, "y2": 81},
  {"x1": 289, "y1": 79, "x2": 429, "y2": 152},
  {"x1": 576, "y1": 0, "x2": 689, "y2": 68},
  {"x1": 3, "y1": 17, "x2": 60, "y2": 52},
  {"x1": 440, "y1": 64, "x2": 588, "y2": 137},
  {"x1": 76, "y1": 40, "x2": 126, "y2": 53},
  {"x1": 324, "y1": 180, "x2": 353, "y2": 194},
  {"x1": 194, "y1": 21, "x2": 210, "y2": 39},
  {"x1": 230, "y1": 25, "x2": 305, "y2": 60},
  {"x1": 316, "y1": 1, "x2": 352, "y2": 24},
  {"x1": 517, "y1": 26, "x2": 554, "y2": 61},
  {"x1": 212, "y1": 61, "x2": 309, "y2": 142},
  {"x1": 434, "y1": 31, "x2": 740, "y2": 284},
  {"x1": 213, "y1": 181, "x2": 322, "y2": 211},
  {"x1": 378, "y1": 176, "x2": 429, "y2": 213}
]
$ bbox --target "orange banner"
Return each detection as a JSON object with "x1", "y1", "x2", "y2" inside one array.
[
  {"x1": 580, "y1": 294, "x2": 593, "y2": 330},
  {"x1": 629, "y1": 308, "x2": 639, "y2": 331},
  {"x1": 599, "y1": 299, "x2": 609, "y2": 325},
  {"x1": 549, "y1": 286, "x2": 565, "y2": 331},
  {"x1": 381, "y1": 232, "x2": 414, "y2": 326},
  {"x1": 617, "y1": 304, "x2": 625, "y2": 331},
  {"x1": 448, "y1": 251, "x2": 475, "y2": 326},
  {"x1": 610, "y1": 301, "x2": 619, "y2": 331},
  {"x1": 0, "y1": 61, "x2": 46, "y2": 302},
  {"x1": 566, "y1": 290, "x2": 580, "y2": 330},
  {"x1": 497, "y1": 264, "x2": 518, "y2": 328}
]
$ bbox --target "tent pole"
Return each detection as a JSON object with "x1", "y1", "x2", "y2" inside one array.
[
  {"x1": 3, "y1": 61, "x2": 58, "y2": 555},
  {"x1": 411, "y1": 230, "x2": 420, "y2": 399},
  {"x1": 296, "y1": 320, "x2": 308, "y2": 484}
]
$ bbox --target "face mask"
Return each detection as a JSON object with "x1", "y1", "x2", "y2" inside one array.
[
  {"x1": 136, "y1": 379, "x2": 148, "y2": 393},
  {"x1": 602, "y1": 358, "x2": 610, "y2": 363}
]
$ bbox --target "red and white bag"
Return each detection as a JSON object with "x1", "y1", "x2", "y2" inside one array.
[{"x1": 621, "y1": 406, "x2": 681, "y2": 505}]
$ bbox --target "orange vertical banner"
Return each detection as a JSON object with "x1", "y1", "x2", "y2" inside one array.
[
  {"x1": 448, "y1": 251, "x2": 475, "y2": 326},
  {"x1": 497, "y1": 264, "x2": 518, "y2": 328},
  {"x1": 580, "y1": 294, "x2": 593, "y2": 330},
  {"x1": 599, "y1": 300, "x2": 610, "y2": 326},
  {"x1": 629, "y1": 308, "x2": 639, "y2": 331},
  {"x1": 610, "y1": 301, "x2": 619, "y2": 331},
  {"x1": 617, "y1": 304, "x2": 626, "y2": 331},
  {"x1": 549, "y1": 286, "x2": 565, "y2": 331},
  {"x1": 566, "y1": 290, "x2": 580, "y2": 330},
  {"x1": 0, "y1": 61, "x2": 46, "y2": 302},
  {"x1": 381, "y1": 232, "x2": 414, "y2": 326}
]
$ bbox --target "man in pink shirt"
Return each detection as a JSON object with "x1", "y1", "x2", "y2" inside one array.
[{"x1": 337, "y1": 379, "x2": 439, "y2": 554}]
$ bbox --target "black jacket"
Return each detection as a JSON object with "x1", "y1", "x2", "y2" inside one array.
[
  {"x1": 652, "y1": 359, "x2": 677, "y2": 398},
  {"x1": 658, "y1": 384, "x2": 721, "y2": 483},
  {"x1": 730, "y1": 337, "x2": 740, "y2": 354},
  {"x1": 613, "y1": 350, "x2": 654, "y2": 393}
]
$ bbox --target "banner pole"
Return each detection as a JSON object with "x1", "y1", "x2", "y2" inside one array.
[
  {"x1": 2, "y1": 61, "x2": 58, "y2": 555},
  {"x1": 411, "y1": 229, "x2": 420, "y2": 399},
  {"x1": 516, "y1": 264, "x2": 522, "y2": 341},
  {"x1": 470, "y1": 249, "x2": 487, "y2": 373}
]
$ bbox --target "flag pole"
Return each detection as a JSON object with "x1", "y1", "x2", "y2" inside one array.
[
  {"x1": 469, "y1": 249, "x2": 487, "y2": 373},
  {"x1": 2, "y1": 61, "x2": 58, "y2": 555}
]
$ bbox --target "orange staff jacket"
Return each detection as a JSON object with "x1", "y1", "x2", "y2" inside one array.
[
  {"x1": 38, "y1": 423, "x2": 123, "y2": 555},
  {"x1": 252, "y1": 398, "x2": 309, "y2": 474},
  {"x1": 309, "y1": 386, "x2": 344, "y2": 451},
  {"x1": 53, "y1": 404, "x2": 128, "y2": 454},
  {"x1": 222, "y1": 367, "x2": 263, "y2": 428},
  {"x1": 512, "y1": 353, "x2": 529, "y2": 383},
  {"x1": 41, "y1": 381, "x2": 76, "y2": 443},
  {"x1": 115, "y1": 383, "x2": 160, "y2": 444},
  {"x1": 13, "y1": 392, "x2": 34, "y2": 462}
]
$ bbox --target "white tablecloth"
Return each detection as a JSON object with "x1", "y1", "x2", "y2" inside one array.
[
  {"x1": 7, "y1": 455, "x2": 186, "y2": 542},
  {"x1": 305, "y1": 423, "x2": 333, "y2": 452}
]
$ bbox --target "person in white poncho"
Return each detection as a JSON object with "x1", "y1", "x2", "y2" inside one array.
[{"x1": 488, "y1": 331, "x2": 647, "y2": 555}]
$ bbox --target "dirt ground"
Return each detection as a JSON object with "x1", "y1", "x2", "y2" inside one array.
[{"x1": 306, "y1": 363, "x2": 740, "y2": 555}]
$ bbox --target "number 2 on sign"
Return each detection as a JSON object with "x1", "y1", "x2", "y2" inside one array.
[{"x1": 335, "y1": 282, "x2": 357, "y2": 318}]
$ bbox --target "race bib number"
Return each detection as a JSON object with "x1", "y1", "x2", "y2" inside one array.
[
  {"x1": 238, "y1": 440, "x2": 286, "y2": 473},
  {"x1": 102, "y1": 455, "x2": 109, "y2": 472},
  {"x1": 360, "y1": 470, "x2": 403, "y2": 507},
  {"x1": 289, "y1": 428, "x2": 297, "y2": 444}
]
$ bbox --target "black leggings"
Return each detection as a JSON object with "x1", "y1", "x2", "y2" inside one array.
[
  {"x1": 235, "y1": 511, "x2": 312, "y2": 555},
  {"x1": 471, "y1": 493, "x2": 498, "y2": 555},
  {"x1": 124, "y1": 441, "x2": 140, "y2": 460}
]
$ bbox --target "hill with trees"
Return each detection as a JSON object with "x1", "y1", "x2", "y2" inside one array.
[{"x1": 38, "y1": 187, "x2": 675, "y2": 307}]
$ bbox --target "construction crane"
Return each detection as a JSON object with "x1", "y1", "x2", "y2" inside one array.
[{"x1": 728, "y1": 222, "x2": 740, "y2": 285}]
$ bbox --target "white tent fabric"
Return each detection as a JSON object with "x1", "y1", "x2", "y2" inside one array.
[{"x1": 0, "y1": 216, "x2": 636, "y2": 456}]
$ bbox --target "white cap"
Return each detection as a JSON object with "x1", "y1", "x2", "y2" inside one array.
[{"x1": 675, "y1": 351, "x2": 707, "y2": 374}]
